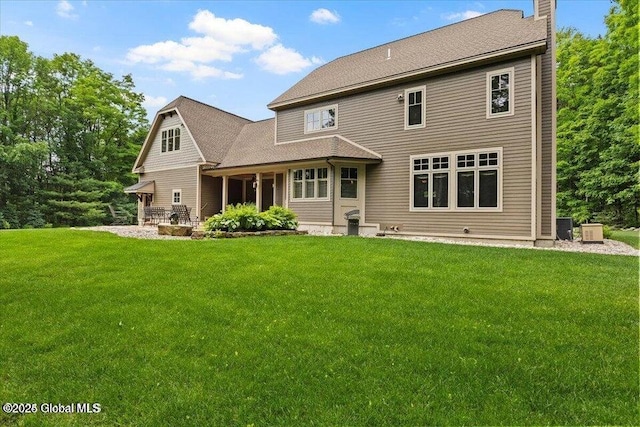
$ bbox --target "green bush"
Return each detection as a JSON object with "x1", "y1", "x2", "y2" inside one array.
[
  {"x1": 602, "y1": 225, "x2": 613, "y2": 239},
  {"x1": 203, "y1": 204, "x2": 298, "y2": 232}
]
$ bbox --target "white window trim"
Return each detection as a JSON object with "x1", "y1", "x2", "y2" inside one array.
[
  {"x1": 486, "y1": 67, "x2": 515, "y2": 119},
  {"x1": 404, "y1": 85, "x2": 426, "y2": 130},
  {"x1": 171, "y1": 189, "x2": 182, "y2": 205},
  {"x1": 160, "y1": 127, "x2": 182, "y2": 154},
  {"x1": 409, "y1": 147, "x2": 503, "y2": 212},
  {"x1": 303, "y1": 104, "x2": 338, "y2": 134},
  {"x1": 409, "y1": 151, "x2": 452, "y2": 212},
  {"x1": 289, "y1": 167, "x2": 330, "y2": 201}
]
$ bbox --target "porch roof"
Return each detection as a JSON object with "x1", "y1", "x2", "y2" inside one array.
[
  {"x1": 215, "y1": 119, "x2": 382, "y2": 170},
  {"x1": 124, "y1": 180, "x2": 154, "y2": 194}
]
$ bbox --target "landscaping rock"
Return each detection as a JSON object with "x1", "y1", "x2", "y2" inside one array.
[
  {"x1": 158, "y1": 223, "x2": 193, "y2": 236},
  {"x1": 190, "y1": 230, "x2": 205, "y2": 240}
]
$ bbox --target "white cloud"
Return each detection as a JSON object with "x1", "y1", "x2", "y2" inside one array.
[
  {"x1": 255, "y1": 44, "x2": 324, "y2": 75},
  {"x1": 442, "y1": 10, "x2": 484, "y2": 21},
  {"x1": 128, "y1": 9, "x2": 321, "y2": 79},
  {"x1": 56, "y1": 0, "x2": 78, "y2": 19},
  {"x1": 127, "y1": 10, "x2": 278, "y2": 80},
  {"x1": 143, "y1": 95, "x2": 168, "y2": 110},
  {"x1": 160, "y1": 60, "x2": 243, "y2": 80},
  {"x1": 188, "y1": 10, "x2": 277, "y2": 50},
  {"x1": 24, "y1": 21, "x2": 33, "y2": 27},
  {"x1": 310, "y1": 8, "x2": 340, "y2": 25},
  {"x1": 127, "y1": 38, "x2": 241, "y2": 64}
]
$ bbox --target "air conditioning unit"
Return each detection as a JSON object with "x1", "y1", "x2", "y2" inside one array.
[
  {"x1": 581, "y1": 223, "x2": 604, "y2": 244},
  {"x1": 556, "y1": 217, "x2": 573, "y2": 240}
]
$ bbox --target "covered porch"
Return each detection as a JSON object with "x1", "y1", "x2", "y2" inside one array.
[{"x1": 199, "y1": 165, "x2": 287, "y2": 219}]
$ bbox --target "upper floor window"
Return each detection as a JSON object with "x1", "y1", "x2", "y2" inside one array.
[
  {"x1": 304, "y1": 105, "x2": 337, "y2": 133},
  {"x1": 487, "y1": 68, "x2": 514, "y2": 118},
  {"x1": 161, "y1": 127, "x2": 181, "y2": 153},
  {"x1": 291, "y1": 167, "x2": 329, "y2": 199},
  {"x1": 404, "y1": 86, "x2": 426, "y2": 130}
]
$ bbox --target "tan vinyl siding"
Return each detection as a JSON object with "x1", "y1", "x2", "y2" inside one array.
[
  {"x1": 201, "y1": 176, "x2": 222, "y2": 218},
  {"x1": 143, "y1": 115, "x2": 202, "y2": 171},
  {"x1": 278, "y1": 58, "x2": 533, "y2": 238},
  {"x1": 140, "y1": 166, "x2": 198, "y2": 211},
  {"x1": 289, "y1": 200, "x2": 333, "y2": 223}
]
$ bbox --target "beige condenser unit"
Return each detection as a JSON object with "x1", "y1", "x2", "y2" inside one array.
[{"x1": 581, "y1": 223, "x2": 604, "y2": 244}]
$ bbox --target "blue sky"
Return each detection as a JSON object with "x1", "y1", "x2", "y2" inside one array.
[{"x1": 1, "y1": 0, "x2": 612, "y2": 122}]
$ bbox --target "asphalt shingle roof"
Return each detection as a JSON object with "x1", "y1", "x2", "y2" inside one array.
[
  {"x1": 159, "y1": 96, "x2": 251, "y2": 163},
  {"x1": 268, "y1": 10, "x2": 547, "y2": 108},
  {"x1": 140, "y1": 8, "x2": 546, "y2": 171},
  {"x1": 217, "y1": 119, "x2": 381, "y2": 169}
]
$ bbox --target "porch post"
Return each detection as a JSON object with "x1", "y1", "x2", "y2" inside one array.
[
  {"x1": 255, "y1": 172, "x2": 262, "y2": 212},
  {"x1": 195, "y1": 166, "x2": 201, "y2": 223},
  {"x1": 221, "y1": 175, "x2": 228, "y2": 213},
  {"x1": 273, "y1": 174, "x2": 277, "y2": 207}
]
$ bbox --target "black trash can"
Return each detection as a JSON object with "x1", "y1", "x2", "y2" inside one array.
[
  {"x1": 344, "y1": 209, "x2": 360, "y2": 236},
  {"x1": 348, "y1": 218, "x2": 359, "y2": 236},
  {"x1": 556, "y1": 217, "x2": 573, "y2": 240}
]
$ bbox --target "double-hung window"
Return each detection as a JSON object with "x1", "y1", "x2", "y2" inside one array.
[
  {"x1": 456, "y1": 150, "x2": 500, "y2": 209},
  {"x1": 161, "y1": 127, "x2": 181, "y2": 153},
  {"x1": 410, "y1": 148, "x2": 501, "y2": 211},
  {"x1": 487, "y1": 68, "x2": 514, "y2": 118},
  {"x1": 304, "y1": 105, "x2": 337, "y2": 133},
  {"x1": 410, "y1": 154, "x2": 450, "y2": 210},
  {"x1": 404, "y1": 86, "x2": 426, "y2": 129},
  {"x1": 291, "y1": 167, "x2": 329, "y2": 199}
]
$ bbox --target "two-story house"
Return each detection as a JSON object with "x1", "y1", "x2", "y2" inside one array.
[{"x1": 127, "y1": 0, "x2": 557, "y2": 246}]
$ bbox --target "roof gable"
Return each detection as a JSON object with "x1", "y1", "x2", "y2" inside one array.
[
  {"x1": 134, "y1": 96, "x2": 251, "y2": 169},
  {"x1": 269, "y1": 10, "x2": 547, "y2": 109}
]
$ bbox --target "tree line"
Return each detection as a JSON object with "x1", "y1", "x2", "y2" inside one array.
[
  {"x1": 0, "y1": 36, "x2": 147, "y2": 228},
  {"x1": 556, "y1": 0, "x2": 639, "y2": 226},
  {"x1": 0, "y1": 0, "x2": 638, "y2": 228}
]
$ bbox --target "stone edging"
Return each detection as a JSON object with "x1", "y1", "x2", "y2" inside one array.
[{"x1": 192, "y1": 229, "x2": 308, "y2": 239}]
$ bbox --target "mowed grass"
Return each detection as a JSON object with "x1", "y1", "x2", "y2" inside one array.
[
  {"x1": 0, "y1": 229, "x2": 637, "y2": 426},
  {"x1": 610, "y1": 229, "x2": 640, "y2": 249}
]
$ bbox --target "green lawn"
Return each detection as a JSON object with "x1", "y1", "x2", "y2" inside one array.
[
  {"x1": 0, "y1": 229, "x2": 638, "y2": 426},
  {"x1": 610, "y1": 229, "x2": 640, "y2": 249}
]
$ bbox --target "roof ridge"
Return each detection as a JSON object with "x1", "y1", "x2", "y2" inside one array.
[
  {"x1": 162, "y1": 95, "x2": 254, "y2": 123},
  {"x1": 310, "y1": 9, "x2": 523, "y2": 71}
]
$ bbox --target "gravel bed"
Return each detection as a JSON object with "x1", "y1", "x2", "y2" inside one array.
[
  {"x1": 378, "y1": 234, "x2": 639, "y2": 256},
  {"x1": 77, "y1": 226, "x2": 639, "y2": 256},
  {"x1": 76, "y1": 225, "x2": 193, "y2": 240}
]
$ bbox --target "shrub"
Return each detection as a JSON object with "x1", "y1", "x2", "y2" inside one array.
[
  {"x1": 602, "y1": 225, "x2": 612, "y2": 239},
  {"x1": 203, "y1": 204, "x2": 298, "y2": 232}
]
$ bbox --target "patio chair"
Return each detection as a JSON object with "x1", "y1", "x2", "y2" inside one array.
[
  {"x1": 144, "y1": 207, "x2": 166, "y2": 225},
  {"x1": 171, "y1": 205, "x2": 192, "y2": 225},
  {"x1": 109, "y1": 205, "x2": 131, "y2": 225}
]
